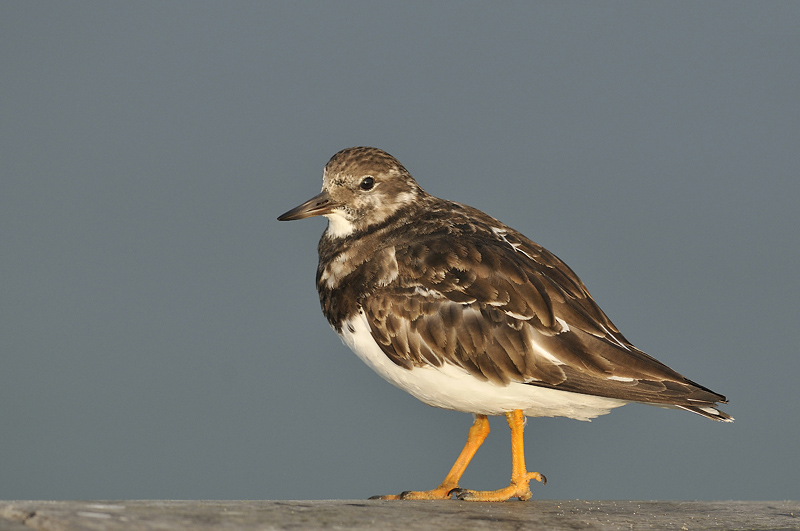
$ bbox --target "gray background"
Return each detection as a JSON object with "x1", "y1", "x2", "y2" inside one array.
[{"x1": 2, "y1": 2, "x2": 798, "y2": 502}]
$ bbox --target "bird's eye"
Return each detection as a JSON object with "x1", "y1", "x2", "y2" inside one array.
[{"x1": 360, "y1": 176, "x2": 375, "y2": 191}]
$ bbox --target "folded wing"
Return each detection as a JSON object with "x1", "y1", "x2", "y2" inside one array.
[{"x1": 362, "y1": 228, "x2": 730, "y2": 420}]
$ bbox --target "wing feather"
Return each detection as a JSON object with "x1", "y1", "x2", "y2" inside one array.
[{"x1": 358, "y1": 222, "x2": 728, "y2": 411}]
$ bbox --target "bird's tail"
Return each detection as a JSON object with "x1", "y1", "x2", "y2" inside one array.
[{"x1": 677, "y1": 404, "x2": 734, "y2": 422}]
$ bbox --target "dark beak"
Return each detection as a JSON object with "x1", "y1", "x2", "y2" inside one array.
[{"x1": 277, "y1": 190, "x2": 340, "y2": 221}]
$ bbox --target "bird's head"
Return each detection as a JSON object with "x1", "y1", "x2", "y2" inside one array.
[{"x1": 278, "y1": 147, "x2": 424, "y2": 238}]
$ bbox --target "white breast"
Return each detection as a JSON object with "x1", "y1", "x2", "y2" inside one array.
[{"x1": 339, "y1": 310, "x2": 628, "y2": 421}]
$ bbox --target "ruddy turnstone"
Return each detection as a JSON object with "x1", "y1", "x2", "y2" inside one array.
[{"x1": 278, "y1": 146, "x2": 732, "y2": 502}]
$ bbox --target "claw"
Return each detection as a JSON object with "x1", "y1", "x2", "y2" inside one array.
[
  {"x1": 448, "y1": 488, "x2": 465, "y2": 500},
  {"x1": 529, "y1": 471, "x2": 546, "y2": 485},
  {"x1": 368, "y1": 493, "x2": 406, "y2": 500}
]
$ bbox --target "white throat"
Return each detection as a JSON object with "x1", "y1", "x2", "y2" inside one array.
[{"x1": 324, "y1": 211, "x2": 355, "y2": 238}]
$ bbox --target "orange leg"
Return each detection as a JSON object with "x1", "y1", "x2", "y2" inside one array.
[
  {"x1": 371, "y1": 414, "x2": 491, "y2": 500},
  {"x1": 451, "y1": 409, "x2": 546, "y2": 501}
]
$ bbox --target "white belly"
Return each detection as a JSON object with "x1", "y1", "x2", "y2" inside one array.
[{"x1": 339, "y1": 310, "x2": 627, "y2": 421}]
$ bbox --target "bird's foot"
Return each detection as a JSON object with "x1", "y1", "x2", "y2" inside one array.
[
  {"x1": 450, "y1": 471, "x2": 546, "y2": 502},
  {"x1": 369, "y1": 484, "x2": 458, "y2": 500}
]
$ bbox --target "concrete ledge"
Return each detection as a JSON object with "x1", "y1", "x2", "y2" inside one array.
[{"x1": 0, "y1": 500, "x2": 797, "y2": 531}]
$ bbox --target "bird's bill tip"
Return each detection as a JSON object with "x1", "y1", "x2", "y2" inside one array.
[{"x1": 278, "y1": 190, "x2": 339, "y2": 221}]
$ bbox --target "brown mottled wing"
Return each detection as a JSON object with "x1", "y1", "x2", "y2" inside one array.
[{"x1": 362, "y1": 229, "x2": 728, "y2": 412}]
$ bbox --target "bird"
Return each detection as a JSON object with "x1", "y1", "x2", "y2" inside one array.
[{"x1": 277, "y1": 146, "x2": 732, "y2": 502}]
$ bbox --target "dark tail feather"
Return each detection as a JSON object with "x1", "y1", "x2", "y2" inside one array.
[{"x1": 677, "y1": 404, "x2": 734, "y2": 422}]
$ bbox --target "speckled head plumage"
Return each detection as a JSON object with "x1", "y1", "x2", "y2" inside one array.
[
  {"x1": 323, "y1": 146, "x2": 412, "y2": 183},
  {"x1": 279, "y1": 147, "x2": 425, "y2": 238}
]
